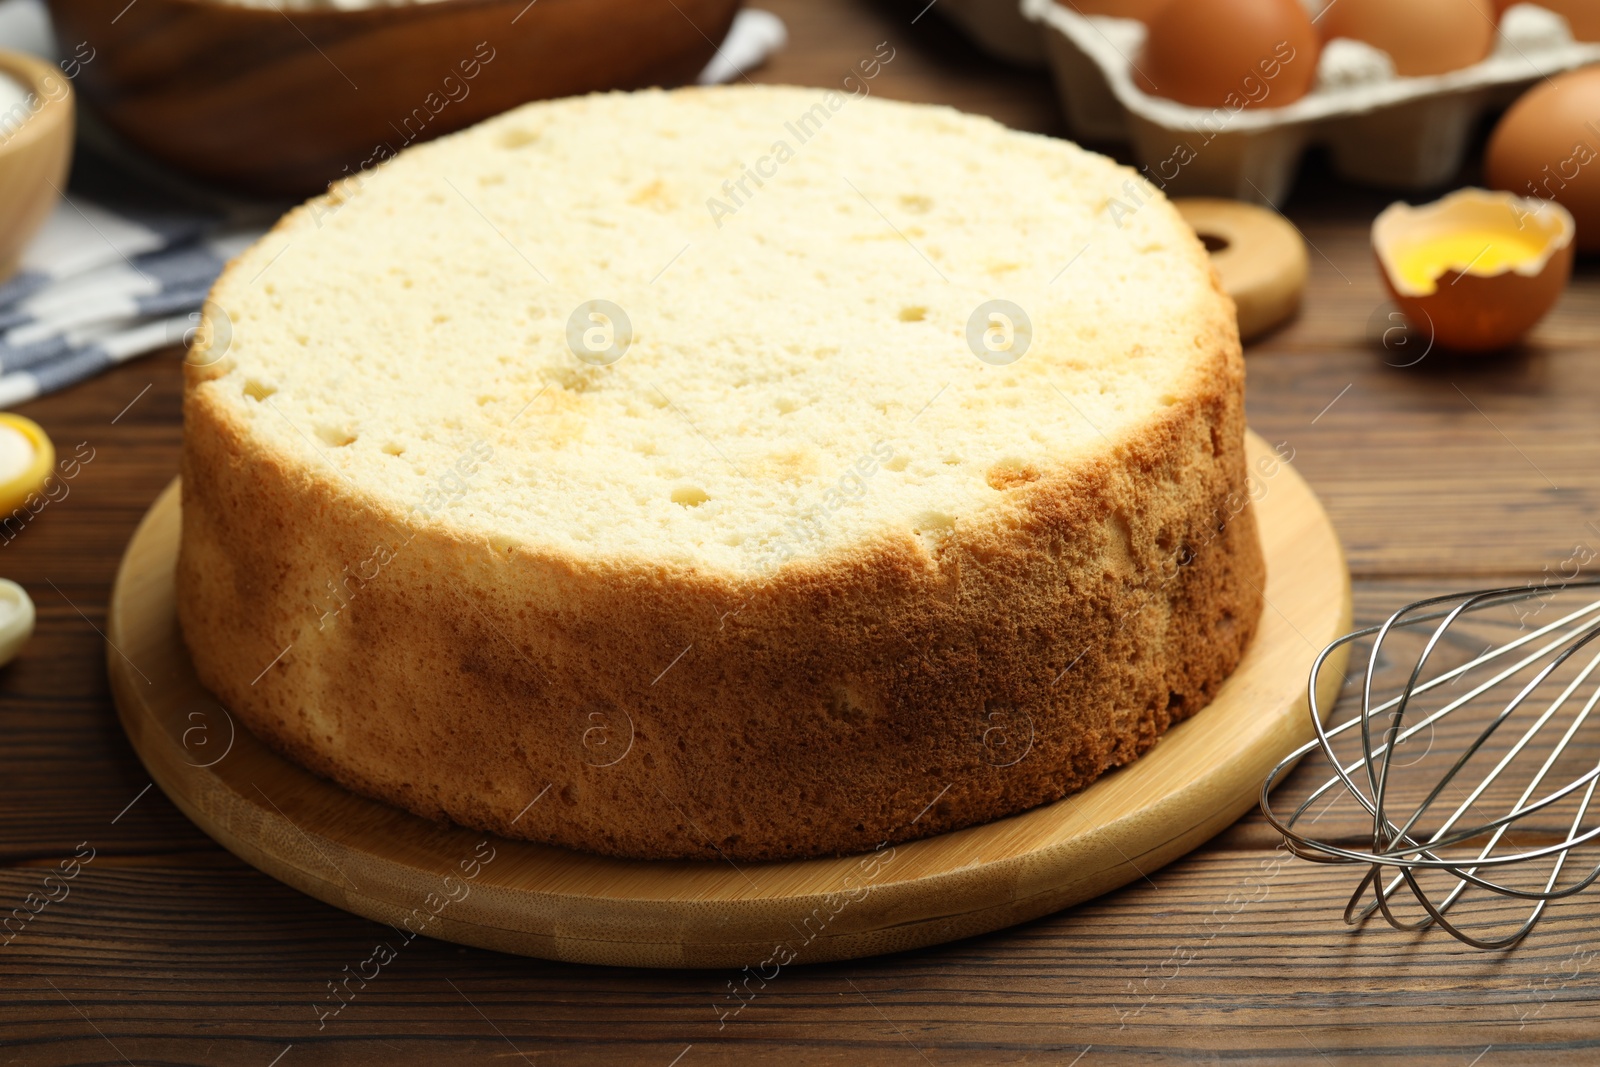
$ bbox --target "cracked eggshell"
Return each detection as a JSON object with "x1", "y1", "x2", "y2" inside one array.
[
  {"x1": 1373, "y1": 188, "x2": 1575, "y2": 352},
  {"x1": 0, "y1": 413, "x2": 53, "y2": 515},
  {"x1": 0, "y1": 579, "x2": 33, "y2": 668}
]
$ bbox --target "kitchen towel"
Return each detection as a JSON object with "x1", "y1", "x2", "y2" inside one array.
[{"x1": 0, "y1": 1, "x2": 786, "y2": 408}]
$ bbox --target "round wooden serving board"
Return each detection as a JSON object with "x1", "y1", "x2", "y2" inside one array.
[{"x1": 107, "y1": 433, "x2": 1350, "y2": 969}]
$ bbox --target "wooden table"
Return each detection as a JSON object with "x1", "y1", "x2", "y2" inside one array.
[{"x1": 6, "y1": 1, "x2": 1600, "y2": 1062}]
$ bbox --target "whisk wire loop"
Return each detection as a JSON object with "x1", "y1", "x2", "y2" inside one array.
[{"x1": 1261, "y1": 580, "x2": 1600, "y2": 948}]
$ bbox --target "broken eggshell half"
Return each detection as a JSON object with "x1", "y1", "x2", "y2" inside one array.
[{"x1": 1373, "y1": 188, "x2": 1575, "y2": 353}]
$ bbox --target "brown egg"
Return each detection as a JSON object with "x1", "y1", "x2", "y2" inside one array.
[
  {"x1": 1138, "y1": 0, "x2": 1319, "y2": 109},
  {"x1": 1486, "y1": 67, "x2": 1600, "y2": 251},
  {"x1": 1066, "y1": 0, "x2": 1172, "y2": 19},
  {"x1": 1320, "y1": 0, "x2": 1496, "y2": 77},
  {"x1": 1373, "y1": 189, "x2": 1574, "y2": 352}
]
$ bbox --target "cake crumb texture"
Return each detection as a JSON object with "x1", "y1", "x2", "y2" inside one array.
[{"x1": 177, "y1": 85, "x2": 1264, "y2": 860}]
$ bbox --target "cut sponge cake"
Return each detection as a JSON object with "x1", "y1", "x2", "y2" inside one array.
[{"x1": 178, "y1": 84, "x2": 1264, "y2": 861}]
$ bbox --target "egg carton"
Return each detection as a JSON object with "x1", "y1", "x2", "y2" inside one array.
[{"x1": 1017, "y1": 0, "x2": 1600, "y2": 204}]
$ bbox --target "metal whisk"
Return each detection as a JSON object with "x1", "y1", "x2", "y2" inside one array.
[{"x1": 1261, "y1": 581, "x2": 1600, "y2": 949}]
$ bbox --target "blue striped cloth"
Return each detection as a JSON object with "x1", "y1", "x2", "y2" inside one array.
[
  {"x1": 0, "y1": 0, "x2": 785, "y2": 407},
  {"x1": 0, "y1": 196, "x2": 260, "y2": 407}
]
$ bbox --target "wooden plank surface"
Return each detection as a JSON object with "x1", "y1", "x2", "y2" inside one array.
[{"x1": 5, "y1": 0, "x2": 1600, "y2": 1061}]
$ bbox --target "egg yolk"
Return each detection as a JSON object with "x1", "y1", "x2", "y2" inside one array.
[
  {"x1": 0, "y1": 415, "x2": 52, "y2": 517},
  {"x1": 1392, "y1": 230, "x2": 1548, "y2": 291},
  {"x1": 0, "y1": 425, "x2": 34, "y2": 486}
]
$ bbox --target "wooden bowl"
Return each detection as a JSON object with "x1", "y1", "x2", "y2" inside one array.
[
  {"x1": 0, "y1": 51, "x2": 73, "y2": 284},
  {"x1": 47, "y1": 0, "x2": 741, "y2": 196}
]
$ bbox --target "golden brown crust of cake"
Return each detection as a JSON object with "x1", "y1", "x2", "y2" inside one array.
[{"x1": 177, "y1": 213, "x2": 1262, "y2": 860}]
